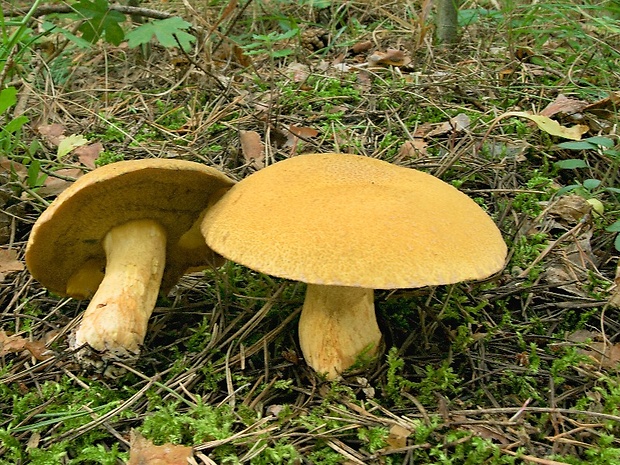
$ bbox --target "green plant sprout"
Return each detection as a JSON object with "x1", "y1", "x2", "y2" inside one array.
[
  {"x1": 241, "y1": 28, "x2": 300, "y2": 58},
  {"x1": 554, "y1": 136, "x2": 620, "y2": 250}
]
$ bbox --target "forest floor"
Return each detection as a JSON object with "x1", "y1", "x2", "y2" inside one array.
[{"x1": 1, "y1": 0, "x2": 620, "y2": 463}]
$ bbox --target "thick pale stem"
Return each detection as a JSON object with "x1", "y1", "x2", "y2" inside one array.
[
  {"x1": 298, "y1": 284, "x2": 382, "y2": 379},
  {"x1": 73, "y1": 219, "x2": 166, "y2": 357}
]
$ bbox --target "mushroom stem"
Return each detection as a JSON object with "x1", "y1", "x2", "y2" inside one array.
[
  {"x1": 298, "y1": 284, "x2": 382, "y2": 379},
  {"x1": 73, "y1": 219, "x2": 167, "y2": 357}
]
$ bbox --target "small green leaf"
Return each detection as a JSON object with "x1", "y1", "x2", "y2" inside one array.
[
  {"x1": 0, "y1": 87, "x2": 17, "y2": 115},
  {"x1": 57, "y1": 134, "x2": 89, "y2": 159},
  {"x1": 585, "y1": 136, "x2": 615, "y2": 148},
  {"x1": 3, "y1": 115, "x2": 29, "y2": 134},
  {"x1": 557, "y1": 137, "x2": 615, "y2": 150},
  {"x1": 42, "y1": 21, "x2": 92, "y2": 49},
  {"x1": 27, "y1": 159, "x2": 47, "y2": 188},
  {"x1": 554, "y1": 159, "x2": 588, "y2": 169},
  {"x1": 582, "y1": 178, "x2": 601, "y2": 190},
  {"x1": 271, "y1": 48, "x2": 294, "y2": 57},
  {"x1": 606, "y1": 221, "x2": 620, "y2": 233},
  {"x1": 604, "y1": 149, "x2": 620, "y2": 160},
  {"x1": 278, "y1": 28, "x2": 300, "y2": 40},
  {"x1": 615, "y1": 234, "x2": 620, "y2": 252},
  {"x1": 126, "y1": 17, "x2": 195, "y2": 50},
  {"x1": 556, "y1": 185, "x2": 579, "y2": 195},
  {"x1": 74, "y1": 0, "x2": 126, "y2": 45},
  {"x1": 557, "y1": 140, "x2": 598, "y2": 150}
]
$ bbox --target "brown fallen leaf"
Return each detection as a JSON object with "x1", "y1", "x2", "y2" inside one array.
[
  {"x1": 74, "y1": 142, "x2": 104, "y2": 169},
  {"x1": 37, "y1": 123, "x2": 66, "y2": 147},
  {"x1": 0, "y1": 330, "x2": 52, "y2": 361},
  {"x1": 568, "y1": 330, "x2": 620, "y2": 369},
  {"x1": 367, "y1": 49, "x2": 412, "y2": 67},
  {"x1": 584, "y1": 91, "x2": 620, "y2": 112},
  {"x1": 540, "y1": 94, "x2": 588, "y2": 118},
  {"x1": 288, "y1": 125, "x2": 319, "y2": 139},
  {"x1": 127, "y1": 430, "x2": 193, "y2": 465},
  {"x1": 351, "y1": 40, "x2": 373, "y2": 54},
  {"x1": 397, "y1": 139, "x2": 428, "y2": 160},
  {"x1": 285, "y1": 125, "x2": 319, "y2": 154},
  {"x1": 0, "y1": 248, "x2": 24, "y2": 281},
  {"x1": 239, "y1": 130, "x2": 264, "y2": 170},
  {"x1": 356, "y1": 69, "x2": 372, "y2": 91},
  {"x1": 426, "y1": 113, "x2": 471, "y2": 137},
  {"x1": 547, "y1": 195, "x2": 592, "y2": 225},
  {"x1": 37, "y1": 168, "x2": 83, "y2": 198},
  {"x1": 287, "y1": 62, "x2": 310, "y2": 83},
  {"x1": 384, "y1": 424, "x2": 411, "y2": 450},
  {"x1": 0, "y1": 157, "x2": 28, "y2": 180}
]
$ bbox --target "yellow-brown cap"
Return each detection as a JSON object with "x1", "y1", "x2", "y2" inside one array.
[
  {"x1": 201, "y1": 153, "x2": 506, "y2": 289},
  {"x1": 26, "y1": 159, "x2": 235, "y2": 297}
]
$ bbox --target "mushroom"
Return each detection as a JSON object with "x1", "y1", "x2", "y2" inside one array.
[
  {"x1": 200, "y1": 153, "x2": 507, "y2": 379},
  {"x1": 26, "y1": 159, "x2": 235, "y2": 361}
]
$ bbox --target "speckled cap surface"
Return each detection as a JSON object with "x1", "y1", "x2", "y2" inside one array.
[
  {"x1": 201, "y1": 153, "x2": 507, "y2": 289},
  {"x1": 26, "y1": 159, "x2": 235, "y2": 297}
]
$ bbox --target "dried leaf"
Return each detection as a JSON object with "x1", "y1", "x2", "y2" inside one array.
[
  {"x1": 239, "y1": 130, "x2": 264, "y2": 170},
  {"x1": 584, "y1": 92, "x2": 620, "y2": 112},
  {"x1": 287, "y1": 62, "x2": 310, "y2": 82},
  {"x1": 413, "y1": 123, "x2": 434, "y2": 138},
  {"x1": 548, "y1": 195, "x2": 592, "y2": 225},
  {"x1": 0, "y1": 157, "x2": 28, "y2": 180},
  {"x1": 351, "y1": 40, "x2": 373, "y2": 54},
  {"x1": 503, "y1": 111, "x2": 589, "y2": 140},
  {"x1": 568, "y1": 330, "x2": 620, "y2": 369},
  {"x1": 232, "y1": 43, "x2": 252, "y2": 67},
  {"x1": 384, "y1": 424, "x2": 411, "y2": 450},
  {"x1": 38, "y1": 168, "x2": 83, "y2": 197},
  {"x1": 0, "y1": 248, "x2": 24, "y2": 281},
  {"x1": 397, "y1": 139, "x2": 427, "y2": 160},
  {"x1": 74, "y1": 142, "x2": 104, "y2": 169},
  {"x1": 285, "y1": 125, "x2": 319, "y2": 153},
  {"x1": 367, "y1": 49, "x2": 411, "y2": 67},
  {"x1": 288, "y1": 125, "x2": 319, "y2": 139},
  {"x1": 427, "y1": 113, "x2": 471, "y2": 137},
  {"x1": 540, "y1": 94, "x2": 588, "y2": 118},
  {"x1": 356, "y1": 70, "x2": 372, "y2": 91},
  {"x1": 0, "y1": 330, "x2": 52, "y2": 360},
  {"x1": 37, "y1": 123, "x2": 65, "y2": 146},
  {"x1": 127, "y1": 430, "x2": 193, "y2": 465}
]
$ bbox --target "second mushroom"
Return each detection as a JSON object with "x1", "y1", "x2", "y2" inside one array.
[{"x1": 201, "y1": 153, "x2": 507, "y2": 379}]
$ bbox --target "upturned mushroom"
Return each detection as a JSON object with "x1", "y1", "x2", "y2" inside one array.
[
  {"x1": 26, "y1": 159, "x2": 234, "y2": 361},
  {"x1": 200, "y1": 153, "x2": 507, "y2": 379}
]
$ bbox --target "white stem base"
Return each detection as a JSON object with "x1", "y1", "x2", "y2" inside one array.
[
  {"x1": 298, "y1": 284, "x2": 381, "y2": 379},
  {"x1": 73, "y1": 219, "x2": 167, "y2": 357}
]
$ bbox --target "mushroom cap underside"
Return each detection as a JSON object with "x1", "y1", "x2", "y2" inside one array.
[
  {"x1": 26, "y1": 159, "x2": 235, "y2": 296},
  {"x1": 201, "y1": 153, "x2": 507, "y2": 289}
]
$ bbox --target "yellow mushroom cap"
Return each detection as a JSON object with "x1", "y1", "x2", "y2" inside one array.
[
  {"x1": 201, "y1": 153, "x2": 507, "y2": 289},
  {"x1": 26, "y1": 159, "x2": 235, "y2": 297}
]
